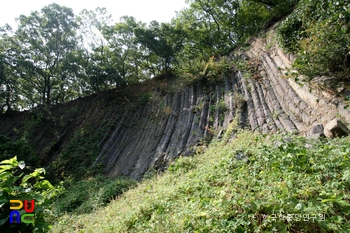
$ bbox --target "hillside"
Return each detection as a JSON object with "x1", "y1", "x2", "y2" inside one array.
[{"x1": 51, "y1": 131, "x2": 350, "y2": 232}]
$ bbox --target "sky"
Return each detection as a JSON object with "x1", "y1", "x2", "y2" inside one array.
[{"x1": 0, "y1": 0, "x2": 188, "y2": 27}]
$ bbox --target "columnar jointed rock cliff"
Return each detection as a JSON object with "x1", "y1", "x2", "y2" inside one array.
[
  {"x1": 241, "y1": 32, "x2": 350, "y2": 134},
  {"x1": 1, "y1": 26, "x2": 349, "y2": 180},
  {"x1": 93, "y1": 77, "x2": 247, "y2": 180}
]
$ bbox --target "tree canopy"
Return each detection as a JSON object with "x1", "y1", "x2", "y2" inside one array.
[{"x1": 0, "y1": 0, "x2": 301, "y2": 112}]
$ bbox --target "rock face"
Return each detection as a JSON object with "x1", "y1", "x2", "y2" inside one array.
[
  {"x1": 306, "y1": 124, "x2": 325, "y2": 139},
  {"x1": 324, "y1": 119, "x2": 350, "y2": 138},
  {"x1": 93, "y1": 77, "x2": 247, "y2": 179},
  {"x1": 309, "y1": 124, "x2": 324, "y2": 136},
  {"x1": 1, "y1": 23, "x2": 350, "y2": 180}
]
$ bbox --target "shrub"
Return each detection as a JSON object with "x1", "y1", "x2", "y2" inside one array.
[
  {"x1": 278, "y1": 0, "x2": 350, "y2": 78},
  {"x1": 53, "y1": 175, "x2": 137, "y2": 215},
  {"x1": 138, "y1": 93, "x2": 152, "y2": 105},
  {"x1": 175, "y1": 56, "x2": 232, "y2": 85},
  {"x1": 277, "y1": 14, "x2": 304, "y2": 52},
  {"x1": 47, "y1": 123, "x2": 103, "y2": 183},
  {"x1": 0, "y1": 156, "x2": 63, "y2": 233},
  {"x1": 0, "y1": 134, "x2": 38, "y2": 166}
]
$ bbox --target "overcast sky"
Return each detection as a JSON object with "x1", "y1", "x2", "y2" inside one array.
[{"x1": 0, "y1": 0, "x2": 188, "y2": 27}]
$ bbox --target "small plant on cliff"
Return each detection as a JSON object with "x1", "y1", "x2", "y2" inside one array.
[
  {"x1": 175, "y1": 56, "x2": 232, "y2": 85},
  {"x1": 47, "y1": 123, "x2": 103, "y2": 183},
  {"x1": 138, "y1": 93, "x2": 153, "y2": 105}
]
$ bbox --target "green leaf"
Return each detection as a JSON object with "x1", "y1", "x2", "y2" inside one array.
[
  {"x1": 0, "y1": 165, "x2": 13, "y2": 173},
  {"x1": 341, "y1": 171, "x2": 350, "y2": 181},
  {"x1": 31, "y1": 168, "x2": 46, "y2": 178},
  {"x1": 35, "y1": 180, "x2": 54, "y2": 189},
  {"x1": 295, "y1": 203, "x2": 303, "y2": 210},
  {"x1": 321, "y1": 198, "x2": 350, "y2": 207},
  {"x1": 0, "y1": 156, "x2": 18, "y2": 166},
  {"x1": 22, "y1": 174, "x2": 32, "y2": 184},
  {"x1": 336, "y1": 200, "x2": 350, "y2": 207},
  {"x1": 0, "y1": 217, "x2": 8, "y2": 226}
]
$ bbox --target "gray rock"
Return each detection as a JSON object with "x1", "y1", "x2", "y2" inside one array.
[
  {"x1": 240, "y1": 53, "x2": 249, "y2": 60},
  {"x1": 324, "y1": 118, "x2": 350, "y2": 138},
  {"x1": 344, "y1": 89, "x2": 350, "y2": 99},
  {"x1": 305, "y1": 144, "x2": 313, "y2": 149},
  {"x1": 235, "y1": 151, "x2": 248, "y2": 163},
  {"x1": 308, "y1": 124, "x2": 325, "y2": 139},
  {"x1": 274, "y1": 141, "x2": 283, "y2": 147},
  {"x1": 309, "y1": 124, "x2": 324, "y2": 135}
]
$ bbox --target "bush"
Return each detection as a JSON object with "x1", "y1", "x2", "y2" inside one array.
[
  {"x1": 278, "y1": 0, "x2": 350, "y2": 78},
  {"x1": 138, "y1": 93, "x2": 152, "y2": 105},
  {"x1": 0, "y1": 134, "x2": 38, "y2": 166},
  {"x1": 47, "y1": 123, "x2": 103, "y2": 183},
  {"x1": 0, "y1": 156, "x2": 63, "y2": 233},
  {"x1": 53, "y1": 175, "x2": 137, "y2": 215},
  {"x1": 175, "y1": 56, "x2": 232, "y2": 85},
  {"x1": 277, "y1": 14, "x2": 304, "y2": 52}
]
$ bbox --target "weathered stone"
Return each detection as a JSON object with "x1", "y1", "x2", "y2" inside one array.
[
  {"x1": 305, "y1": 144, "x2": 313, "y2": 149},
  {"x1": 235, "y1": 151, "x2": 248, "y2": 163},
  {"x1": 307, "y1": 124, "x2": 325, "y2": 140},
  {"x1": 278, "y1": 115, "x2": 297, "y2": 133},
  {"x1": 344, "y1": 89, "x2": 350, "y2": 99},
  {"x1": 309, "y1": 124, "x2": 324, "y2": 136},
  {"x1": 324, "y1": 119, "x2": 350, "y2": 138},
  {"x1": 338, "y1": 103, "x2": 350, "y2": 123}
]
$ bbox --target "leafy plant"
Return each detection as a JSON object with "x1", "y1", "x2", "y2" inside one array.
[
  {"x1": 0, "y1": 156, "x2": 63, "y2": 233},
  {"x1": 0, "y1": 134, "x2": 37, "y2": 166},
  {"x1": 278, "y1": 0, "x2": 350, "y2": 78},
  {"x1": 176, "y1": 56, "x2": 232, "y2": 85},
  {"x1": 138, "y1": 93, "x2": 153, "y2": 105},
  {"x1": 52, "y1": 175, "x2": 136, "y2": 215},
  {"x1": 47, "y1": 123, "x2": 104, "y2": 183}
]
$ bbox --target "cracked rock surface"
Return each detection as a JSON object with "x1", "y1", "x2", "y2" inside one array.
[{"x1": 1, "y1": 25, "x2": 349, "y2": 180}]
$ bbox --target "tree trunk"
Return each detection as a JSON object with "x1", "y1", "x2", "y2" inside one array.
[{"x1": 46, "y1": 76, "x2": 51, "y2": 105}]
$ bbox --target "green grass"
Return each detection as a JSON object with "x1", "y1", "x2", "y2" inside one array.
[
  {"x1": 50, "y1": 175, "x2": 136, "y2": 216},
  {"x1": 50, "y1": 129, "x2": 350, "y2": 233}
]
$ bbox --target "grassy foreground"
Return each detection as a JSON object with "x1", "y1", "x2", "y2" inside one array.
[{"x1": 50, "y1": 129, "x2": 350, "y2": 233}]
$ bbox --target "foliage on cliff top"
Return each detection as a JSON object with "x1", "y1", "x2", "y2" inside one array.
[
  {"x1": 50, "y1": 130, "x2": 350, "y2": 233},
  {"x1": 0, "y1": 0, "x2": 298, "y2": 113},
  {"x1": 278, "y1": 0, "x2": 350, "y2": 79}
]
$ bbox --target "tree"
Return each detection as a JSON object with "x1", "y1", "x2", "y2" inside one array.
[
  {"x1": 8, "y1": 3, "x2": 79, "y2": 106},
  {"x1": 174, "y1": 0, "x2": 294, "y2": 62},
  {"x1": 77, "y1": 9, "x2": 136, "y2": 92},
  {"x1": 0, "y1": 25, "x2": 20, "y2": 112},
  {"x1": 108, "y1": 16, "x2": 147, "y2": 83},
  {"x1": 76, "y1": 8, "x2": 114, "y2": 93},
  {"x1": 179, "y1": 0, "x2": 241, "y2": 57},
  {"x1": 134, "y1": 21, "x2": 186, "y2": 75},
  {"x1": 0, "y1": 54, "x2": 17, "y2": 113}
]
